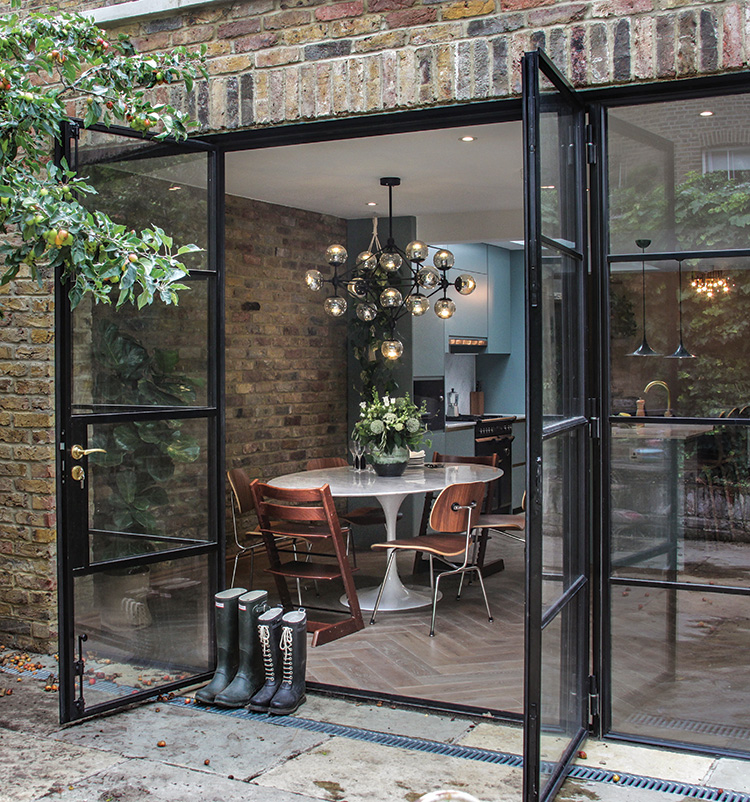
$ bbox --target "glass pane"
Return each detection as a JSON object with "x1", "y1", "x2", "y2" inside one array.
[
  {"x1": 611, "y1": 586, "x2": 750, "y2": 752},
  {"x1": 610, "y1": 256, "x2": 750, "y2": 418},
  {"x1": 542, "y1": 429, "x2": 586, "y2": 611},
  {"x1": 77, "y1": 129, "x2": 208, "y2": 271},
  {"x1": 86, "y1": 417, "x2": 212, "y2": 563},
  {"x1": 540, "y1": 91, "x2": 578, "y2": 250},
  {"x1": 608, "y1": 93, "x2": 750, "y2": 254},
  {"x1": 72, "y1": 278, "x2": 210, "y2": 410},
  {"x1": 74, "y1": 554, "x2": 212, "y2": 706},
  {"x1": 539, "y1": 592, "x2": 587, "y2": 792},
  {"x1": 611, "y1": 421, "x2": 750, "y2": 588},
  {"x1": 542, "y1": 249, "x2": 584, "y2": 422}
]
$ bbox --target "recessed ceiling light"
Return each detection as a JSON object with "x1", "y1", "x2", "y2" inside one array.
[
  {"x1": 700, "y1": 110, "x2": 714, "y2": 117},
  {"x1": 367, "y1": 201, "x2": 377, "y2": 206},
  {"x1": 460, "y1": 135, "x2": 477, "y2": 142},
  {"x1": 541, "y1": 185, "x2": 556, "y2": 189}
]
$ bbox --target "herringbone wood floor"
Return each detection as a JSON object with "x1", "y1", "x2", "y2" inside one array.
[{"x1": 237, "y1": 533, "x2": 525, "y2": 715}]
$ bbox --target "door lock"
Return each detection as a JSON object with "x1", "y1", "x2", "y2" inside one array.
[
  {"x1": 70, "y1": 445, "x2": 106, "y2": 460},
  {"x1": 71, "y1": 465, "x2": 85, "y2": 488}
]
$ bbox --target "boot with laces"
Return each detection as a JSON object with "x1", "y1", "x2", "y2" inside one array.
[
  {"x1": 247, "y1": 606, "x2": 284, "y2": 712},
  {"x1": 269, "y1": 609, "x2": 307, "y2": 715}
]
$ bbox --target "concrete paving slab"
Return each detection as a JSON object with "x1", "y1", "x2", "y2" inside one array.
[
  {"x1": 0, "y1": 728, "x2": 122, "y2": 802},
  {"x1": 455, "y1": 721, "x2": 524, "y2": 755},
  {"x1": 705, "y1": 757, "x2": 750, "y2": 793},
  {"x1": 572, "y1": 739, "x2": 714, "y2": 784},
  {"x1": 254, "y1": 734, "x2": 523, "y2": 802},
  {"x1": 32, "y1": 759, "x2": 325, "y2": 802},
  {"x1": 556, "y1": 778, "x2": 683, "y2": 801},
  {"x1": 0, "y1": 670, "x2": 61, "y2": 735},
  {"x1": 54, "y1": 703, "x2": 330, "y2": 780},
  {"x1": 298, "y1": 694, "x2": 473, "y2": 742}
]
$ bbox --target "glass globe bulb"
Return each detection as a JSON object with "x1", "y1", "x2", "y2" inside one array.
[
  {"x1": 324, "y1": 296, "x2": 347, "y2": 317},
  {"x1": 405, "y1": 240, "x2": 429, "y2": 262},
  {"x1": 325, "y1": 243, "x2": 347, "y2": 266},
  {"x1": 347, "y1": 278, "x2": 368, "y2": 298},
  {"x1": 379, "y1": 287, "x2": 403, "y2": 308},
  {"x1": 379, "y1": 252, "x2": 403, "y2": 273},
  {"x1": 434, "y1": 297, "x2": 456, "y2": 319},
  {"x1": 357, "y1": 250, "x2": 377, "y2": 270},
  {"x1": 305, "y1": 269, "x2": 323, "y2": 291},
  {"x1": 417, "y1": 266, "x2": 440, "y2": 289},
  {"x1": 455, "y1": 274, "x2": 477, "y2": 295},
  {"x1": 406, "y1": 294, "x2": 430, "y2": 316},
  {"x1": 381, "y1": 339, "x2": 404, "y2": 360},
  {"x1": 356, "y1": 302, "x2": 377, "y2": 322},
  {"x1": 433, "y1": 248, "x2": 455, "y2": 270}
]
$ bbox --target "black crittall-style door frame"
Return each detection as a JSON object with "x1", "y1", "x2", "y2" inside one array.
[{"x1": 56, "y1": 119, "x2": 225, "y2": 723}]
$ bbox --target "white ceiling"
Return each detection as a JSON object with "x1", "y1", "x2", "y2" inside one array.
[{"x1": 224, "y1": 122, "x2": 524, "y2": 230}]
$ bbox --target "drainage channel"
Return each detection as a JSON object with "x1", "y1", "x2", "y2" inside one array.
[{"x1": 3, "y1": 662, "x2": 748, "y2": 802}]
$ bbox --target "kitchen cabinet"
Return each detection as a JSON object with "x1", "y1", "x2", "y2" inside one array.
[
  {"x1": 444, "y1": 425, "x2": 475, "y2": 457},
  {"x1": 412, "y1": 293, "x2": 446, "y2": 378},
  {"x1": 487, "y1": 246, "x2": 511, "y2": 355},
  {"x1": 442, "y1": 243, "x2": 487, "y2": 350}
]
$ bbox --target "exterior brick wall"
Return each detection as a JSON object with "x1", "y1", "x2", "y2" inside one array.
[
  {"x1": 0, "y1": 268, "x2": 57, "y2": 653},
  {"x1": 27, "y1": 0, "x2": 750, "y2": 134},
  {"x1": 224, "y1": 193, "x2": 349, "y2": 542}
]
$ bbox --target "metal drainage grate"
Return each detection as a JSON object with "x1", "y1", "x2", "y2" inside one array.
[{"x1": 628, "y1": 712, "x2": 750, "y2": 743}]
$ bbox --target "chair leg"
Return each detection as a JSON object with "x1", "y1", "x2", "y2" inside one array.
[
  {"x1": 456, "y1": 569, "x2": 466, "y2": 600},
  {"x1": 474, "y1": 567, "x2": 494, "y2": 623},
  {"x1": 346, "y1": 530, "x2": 357, "y2": 568},
  {"x1": 428, "y1": 554, "x2": 434, "y2": 592},
  {"x1": 370, "y1": 551, "x2": 396, "y2": 625},
  {"x1": 430, "y1": 572, "x2": 444, "y2": 637}
]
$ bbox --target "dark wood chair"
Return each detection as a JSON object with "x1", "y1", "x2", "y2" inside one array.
[
  {"x1": 413, "y1": 452, "x2": 504, "y2": 577},
  {"x1": 473, "y1": 490, "x2": 526, "y2": 546},
  {"x1": 249, "y1": 479, "x2": 364, "y2": 646},
  {"x1": 370, "y1": 482, "x2": 493, "y2": 637},
  {"x1": 306, "y1": 457, "x2": 403, "y2": 566}
]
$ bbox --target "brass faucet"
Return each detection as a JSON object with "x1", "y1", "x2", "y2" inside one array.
[{"x1": 642, "y1": 380, "x2": 673, "y2": 417}]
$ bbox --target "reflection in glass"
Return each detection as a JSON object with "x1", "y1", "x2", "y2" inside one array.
[
  {"x1": 611, "y1": 422, "x2": 750, "y2": 588},
  {"x1": 74, "y1": 554, "x2": 212, "y2": 706},
  {"x1": 88, "y1": 418, "x2": 211, "y2": 564},
  {"x1": 611, "y1": 587, "x2": 750, "y2": 753}
]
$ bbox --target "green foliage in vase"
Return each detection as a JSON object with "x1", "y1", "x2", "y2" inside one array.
[
  {"x1": 349, "y1": 314, "x2": 399, "y2": 400},
  {"x1": 0, "y1": 5, "x2": 207, "y2": 314},
  {"x1": 352, "y1": 392, "x2": 427, "y2": 452},
  {"x1": 88, "y1": 320, "x2": 202, "y2": 557}
]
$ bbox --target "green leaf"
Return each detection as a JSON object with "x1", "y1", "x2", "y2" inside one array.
[{"x1": 165, "y1": 431, "x2": 200, "y2": 463}]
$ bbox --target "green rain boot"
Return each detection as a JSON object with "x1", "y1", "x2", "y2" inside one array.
[
  {"x1": 269, "y1": 609, "x2": 307, "y2": 715},
  {"x1": 195, "y1": 587, "x2": 247, "y2": 704},
  {"x1": 214, "y1": 590, "x2": 268, "y2": 708},
  {"x1": 247, "y1": 607, "x2": 284, "y2": 712}
]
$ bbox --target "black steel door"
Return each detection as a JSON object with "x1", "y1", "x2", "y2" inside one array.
[
  {"x1": 522, "y1": 49, "x2": 591, "y2": 801},
  {"x1": 56, "y1": 122, "x2": 224, "y2": 722}
]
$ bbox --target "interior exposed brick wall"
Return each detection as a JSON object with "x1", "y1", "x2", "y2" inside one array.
[
  {"x1": 25, "y1": 0, "x2": 750, "y2": 134},
  {"x1": 224, "y1": 192, "x2": 349, "y2": 492},
  {"x1": 0, "y1": 269, "x2": 57, "y2": 653}
]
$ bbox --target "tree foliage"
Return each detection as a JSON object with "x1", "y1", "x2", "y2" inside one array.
[{"x1": 0, "y1": 6, "x2": 207, "y2": 313}]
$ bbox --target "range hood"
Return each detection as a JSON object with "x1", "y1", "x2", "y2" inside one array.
[{"x1": 448, "y1": 336, "x2": 488, "y2": 353}]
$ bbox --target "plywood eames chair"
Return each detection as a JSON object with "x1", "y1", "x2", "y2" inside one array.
[
  {"x1": 414, "y1": 452, "x2": 503, "y2": 576},
  {"x1": 226, "y1": 468, "x2": 267, "y2": 589},
  {"x1": 370, "y1": 481, "x2": 493, "y2": 637},
  {"x1": 473, "y1": 491, "x2": 526, "y2": 546},
  {"x1": 249, "y1": 479, "x2": 364, "y2": 646}
]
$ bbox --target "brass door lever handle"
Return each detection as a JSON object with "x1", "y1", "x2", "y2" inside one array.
[{"x1": 70, "y1": 445, "x2": 106, "y2": 460}]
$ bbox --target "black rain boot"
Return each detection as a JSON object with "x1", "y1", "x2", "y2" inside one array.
[
  {"x1": 195, "y1": 587, "x2": 248, "y2": 704},
  {"x1": 269, "y1": 609, "x2": 307, "y2": 715},
  {"x1": 214, "y1": 590, "x2": 268, "y2": 708},
  {"x1": 247, "y1": 607, "x2": 284, "y2": 712}
]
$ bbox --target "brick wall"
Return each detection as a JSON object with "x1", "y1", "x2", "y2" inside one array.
[
  {"x1": 32, "y1": 0, "x2": 750, "y2": 134},
  {"x1": 224, "y1": 192, "x2": 349, "y2": 529},
  {"x1": 0, "y1": 269, "x2": 57, "y2": 653}
]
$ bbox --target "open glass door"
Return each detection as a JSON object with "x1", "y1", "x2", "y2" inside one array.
[
  {"x1": 56, "y1": 123, "x2": 224, "y2": 722},
  {"x1": 522, "y1": 50, "x2": 590, "y2": 801}
]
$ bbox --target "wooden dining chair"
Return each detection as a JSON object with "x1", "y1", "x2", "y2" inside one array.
[
  {"x1": 473, "y1": 491, "x2": 527, "y2": 551},
  {"x1": 306, "y1": 457, "x2": 403, "y2": 566},
  {"x1": 249, "y1": 479, "x2": 364, "y2": 646},
  {"x1": 370, "y1": 481, "x2": 492, "y2": 637}
]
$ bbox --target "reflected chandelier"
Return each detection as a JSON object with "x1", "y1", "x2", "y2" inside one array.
[{"x1": 304, "y1": 177, "x2": 477, "y2": 360}]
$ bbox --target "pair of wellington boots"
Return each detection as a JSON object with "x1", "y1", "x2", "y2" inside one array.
[
  {"x1": 194, "y1": 588, "x2": 307, "y2": 715},
  {"x1": 195, "y1": 588, "x2": 268, "y2": 708}
]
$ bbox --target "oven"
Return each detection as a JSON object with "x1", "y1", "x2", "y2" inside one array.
[{"x1": 474, "y1": 416, "x2": 515, "y2": 513}]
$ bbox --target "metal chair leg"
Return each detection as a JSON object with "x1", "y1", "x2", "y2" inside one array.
[
  {"x1": 456, "y1": 569, "x2": 466, "y2": 600},
  {"x1": 474, "y1": 567, "x2": 493, "y2": 623},
  {"x1": 370, "y1": 550, "x2": 397, "y2": 625},
  {"x1": 430, "y1": 572, "x2": 444, "y2": 637}
]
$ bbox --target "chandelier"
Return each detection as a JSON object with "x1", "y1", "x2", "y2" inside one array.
[
  {"x1": 304, "y1": 177, "x2": 477, "y2": 360},
  {"x1": 690, "y1": 269, "x2": 732, "y2": 298}
]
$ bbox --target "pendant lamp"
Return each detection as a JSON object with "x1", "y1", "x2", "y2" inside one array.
[
  {"x1": 628, "y1": 238, "x2": 661, "y2": 357},
  {"x1": 666, "y1": 259, "x2": 696, "y2": 359}
]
